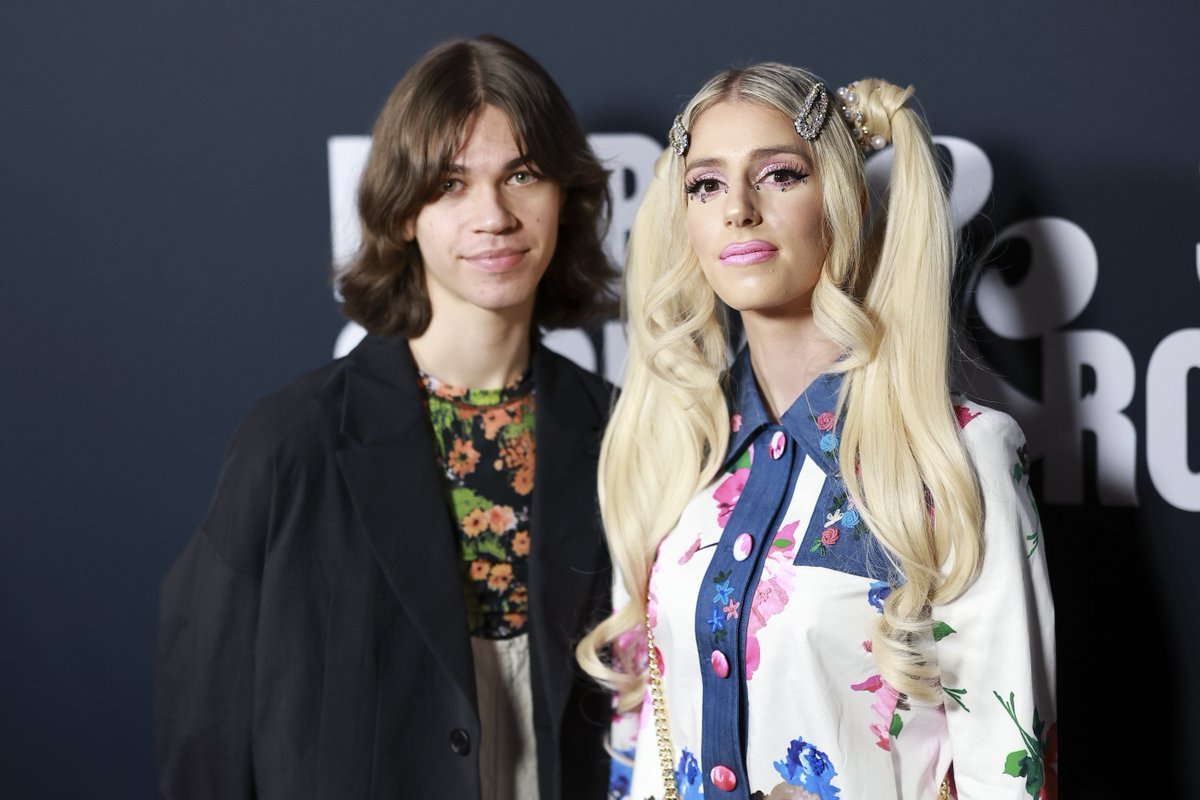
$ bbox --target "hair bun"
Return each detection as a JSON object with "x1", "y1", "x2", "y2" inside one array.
[{"x1": 835, "y1": 79, "x2": 915, "y2": 152}]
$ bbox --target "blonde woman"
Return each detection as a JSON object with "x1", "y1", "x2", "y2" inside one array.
[{"x1": 579, "y1": 64, "x2": 1056, "y2": 799}]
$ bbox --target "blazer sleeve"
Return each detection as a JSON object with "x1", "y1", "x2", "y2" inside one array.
[
  {"x1": 933, "y1": 408, "x2": 1057, "y2": 799},
  {"x1": 156, "y1": 409, "x2": 276, "y2": 800}
]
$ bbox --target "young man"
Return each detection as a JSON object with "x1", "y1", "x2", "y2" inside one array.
[{"x1": 157, "y1": 36, "x2": 616, "y2": 800}]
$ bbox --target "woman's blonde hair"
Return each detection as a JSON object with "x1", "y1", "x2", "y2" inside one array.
[{"x1": 577, "y1": 64, "x2": 983, "y2": 708}]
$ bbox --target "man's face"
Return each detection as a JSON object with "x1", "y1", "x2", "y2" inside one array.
[{"x1": 404, "y1": 104, "x2": 563, "y2": 326}]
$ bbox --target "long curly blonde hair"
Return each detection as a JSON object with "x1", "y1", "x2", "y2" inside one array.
[{"x1": 577, "y1": 64, "x2": 984, "y2": 709}]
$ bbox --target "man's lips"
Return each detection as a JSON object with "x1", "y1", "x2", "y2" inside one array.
[
  {"x1": 463, "y1": 248, "x2": 527, "y2": 272},
  {"x1": 719, "y1": 240, "x2": 777, "y2": 265}
]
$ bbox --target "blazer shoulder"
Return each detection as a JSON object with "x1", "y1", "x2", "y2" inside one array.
[
  {"x1": 229, "y1": 358, "x2": 349, "y2": 463},
  {"x1": 536, "y1": 344, "x2": 617, "y2": 419}
]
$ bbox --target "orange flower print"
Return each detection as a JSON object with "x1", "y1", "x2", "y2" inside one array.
[
  {"x1": 511, "y1": 465, "x2": 533, "y2": 496},
  {"x1": 487, "y1": 504, "x2": 517, "y2": 534},
  {"x1": 448, "y1": 438, "x2": 480, "y2": 477},
  {"x1": 503, "y1": 611, "x2": 527, "y2": 630},
  {"x1": 487, "y1": 563, "x2": 514, "y2": 591},
  {"x1": 456, "y1": 405, "x2": 476, "y2": 421},
  {"x1": 468, "y1": 559, "x2": 490, "y2": 580},
  {"x1": 509, "y1": 585, "x2": 528, "y2": 604},
  {"x1": 481, "y1": 407, "x2": 512, "y2": 440},
  {"x1": 461, "y1": 508, "x2": 488, "y2": 537},
  {"x1": 511, "y1": 530, "x2": 531, "y2": 557},
  {"x1": 500, "y1": 430, "x2": 534, "y2": 471}
]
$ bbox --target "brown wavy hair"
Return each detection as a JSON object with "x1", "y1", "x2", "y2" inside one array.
[{"x1": 338, "y1": 35, "x2": 617, "y2": 335}]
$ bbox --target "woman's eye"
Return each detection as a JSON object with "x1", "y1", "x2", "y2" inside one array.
[
  {"x1": 508, "y1": 171, "x2": 537, "y2": 186},
  {"x1": 685, "y1": 177, "x2": 725, "y2": 203},
  {"x1": 757, "y1": 168, "x2": 808, "y2": 189},
  {"x1": 440, "y1": 178, "x2": 464, "y2": 194}
]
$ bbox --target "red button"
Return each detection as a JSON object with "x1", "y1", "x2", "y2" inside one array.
[
  {"x1": 710, "y1": 650, "x2": 729, "y2": 678},
  {"x1": 710, "y1": 765, "x2": 737, "y2": 791}
]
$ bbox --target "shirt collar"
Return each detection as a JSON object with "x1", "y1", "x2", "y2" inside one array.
[{"x1": 723, "y1": 346, "x2": 846, "y2": 474}]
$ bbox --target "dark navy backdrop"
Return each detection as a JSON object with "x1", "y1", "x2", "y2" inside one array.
[{"x1": 3, "y1": 2, "x2": 1197, "y2": 797}]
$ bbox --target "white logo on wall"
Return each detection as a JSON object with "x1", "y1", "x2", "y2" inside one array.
[{"x1": 327, "y1": 135, "x2": 1199, "y2": 512}]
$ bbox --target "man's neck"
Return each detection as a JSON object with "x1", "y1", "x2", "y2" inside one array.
[{"x1": 408, "y1": 307, "x2": 534, "y2": 390}]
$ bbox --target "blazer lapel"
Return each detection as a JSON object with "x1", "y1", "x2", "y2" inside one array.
[
  {"x1": 527, "y1": 346, "x2": 609, "y2": 732},
  {"x1": 335, "y1": 335, "x2": 476, "y2": 709}
]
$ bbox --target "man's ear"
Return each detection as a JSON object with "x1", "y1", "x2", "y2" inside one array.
[{"x1": 400, "y1": 216, "x2": 416, "y2": 242}]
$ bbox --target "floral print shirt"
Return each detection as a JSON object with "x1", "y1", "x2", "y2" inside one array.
[
  {"x1": 609, "y1": 349, "x2": 1057, "y2": 799},
  {"x1": 419, "y1": 370, "x2": 536, "y2": 640}
]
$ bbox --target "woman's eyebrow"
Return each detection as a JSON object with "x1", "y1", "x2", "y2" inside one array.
[{"x1": 685, "y1": 146, "x2": 811, "y2": 172}]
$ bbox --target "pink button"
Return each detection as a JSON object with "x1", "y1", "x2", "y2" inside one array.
[
  {"x1": 733, "y1": 532, "x2": 753, "y2": 561},
  {"x1": 710, "y1": 765, "x2": 737, "y2": 791},
  {"x1": 710, "y1": 650, "x2": 729, "y2": 678},
  {"x1": 769, "y1": 430, "x2": 786, "y2": 459}
]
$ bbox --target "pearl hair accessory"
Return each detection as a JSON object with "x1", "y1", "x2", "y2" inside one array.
[
  {"x1": 836, "y1": 83, "x2": 888, "y2": 152},
  {"x1": 793, "y1": 83, "x2": 830, "y2": 141},
  {"x1": 668, "y1": 115, "x2": 689, "y2": 157}
]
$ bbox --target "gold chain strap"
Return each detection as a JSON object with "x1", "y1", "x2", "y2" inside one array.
[{"x1": 645, "y1": 594, "x2": 679, "y2": 800}]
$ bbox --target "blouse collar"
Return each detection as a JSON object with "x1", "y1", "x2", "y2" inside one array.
[{"x1": 723, "y1": 346, "x2": 846, "y2": 475}]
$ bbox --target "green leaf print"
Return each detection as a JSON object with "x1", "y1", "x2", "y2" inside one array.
[
  {"x1": 943, "y1": 686, "x2": 970, "y2": 712},
  {"x1": 731, "y1": 448, "x2": 752, "y2": 473},
  {"x1": 451, "y1": 487, "x2": 493, "y2": 520},
  {"x1": 931, "y1": 621, "x2": 957, "y2": 641},
  {"x1": 1002, "y1": 750, "x2": 1026, "y2": 778},
  {"x1": 888, "y1": 712, "x2": 904, "y2": 738},
  {"x1": 476, "y1": 536, "x2": 508, "y2": 561},
  {"x1": 427, "y1": 400, "x2": 459, "y2": 444},
  {"x1": 772, "y1": 538, "x2": 794, "y2": 549},
  {"x1": 993, "y1": 690, "x2": 1048, "y2": 798}
]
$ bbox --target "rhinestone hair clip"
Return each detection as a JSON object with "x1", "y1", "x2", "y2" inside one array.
[
  {"x1": 836, "y1": 83, "x2": 888, "y2": 152},
  {"x1": 793, "y1": 83, "x2": 830, "y2": 141},
  {"x1": 668, "y1": 115, "x2": 689, "y2": 157}
]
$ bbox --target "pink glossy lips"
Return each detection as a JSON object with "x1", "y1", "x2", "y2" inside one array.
[
  {"x1": 464, "y1": 248, "x2": 526, "y2": 272},
  {"x1": 719, "y1": 240, "x2": 777, "y2": 265}
]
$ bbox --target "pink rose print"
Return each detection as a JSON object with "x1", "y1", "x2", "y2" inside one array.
[
  {"x1": 713, "y1": 467, "x2": 749, "y2": 528},
  {"x1": 731, "y1": 413, "x2": 743, "y2": 432},
  {"x1": 820, "y1": 527, "x2": 839, "y2": 546},
  {"x1": 954, "y1": 405, "x2": 981, "y2": 429},
  {"x1": 677, "y1": 534, "x2": 702, "y2": 565},
  {"x1": 814, "y1": 411, "x2": 835, "y2": 431},
  {"x1": 850, "y1": 673, "x2": 903, "y2": 751},
  {"x1": 746, "y1": 521, "x2": 801, "y2": 680}
]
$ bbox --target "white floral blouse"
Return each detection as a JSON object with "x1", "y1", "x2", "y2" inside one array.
[{"x1": 609, "y1": 351, "x2": 1057, "y2": 800}]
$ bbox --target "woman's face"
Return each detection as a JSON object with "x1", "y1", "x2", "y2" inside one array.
[{"x1": 684, "y1": 100, "x2": 826, "y2": 321}]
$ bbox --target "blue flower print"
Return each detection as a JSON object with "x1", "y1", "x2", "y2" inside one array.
[
  {"x1": 607, "y1": 746, "x2": 634, "y2": 799},
  {"x1": 675, "y1": 748, "x2": 703, "y2": 800},
  {"x1": 713, "y1": 579, "x2": 733, "y2": 606},
  {"x1": 867, "y1": 580, "x2": 891, "y2": 613},
  {"x1": 707, "y1": 605, "x2": 726, "y2": 634},
  {"x1": 773, "y1": 736, "x2": 841, "y2": 798},
  {"x1": 819, "y1": 433, "x2": 839, "y2": 454},
  {"x1": 840, "y1": 509, "x2": 859, "y2": 529}
]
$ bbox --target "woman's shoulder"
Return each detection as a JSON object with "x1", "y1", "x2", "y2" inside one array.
[{"x1": 949, "y1": 396, "x2": 1034, "y2": 502}]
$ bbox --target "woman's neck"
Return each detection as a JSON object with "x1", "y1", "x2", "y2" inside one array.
[{"x1": 742, "y1": 311, "x2": 841, "y2": 422}]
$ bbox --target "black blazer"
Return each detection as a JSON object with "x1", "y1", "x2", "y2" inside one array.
[{"x1": 156, "y1": 334, "x2": 614, "y2": 799}]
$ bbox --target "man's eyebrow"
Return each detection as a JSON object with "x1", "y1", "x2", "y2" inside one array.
[{"x1": 443, "y1": 156, "x2": 533, "y2": 173}]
